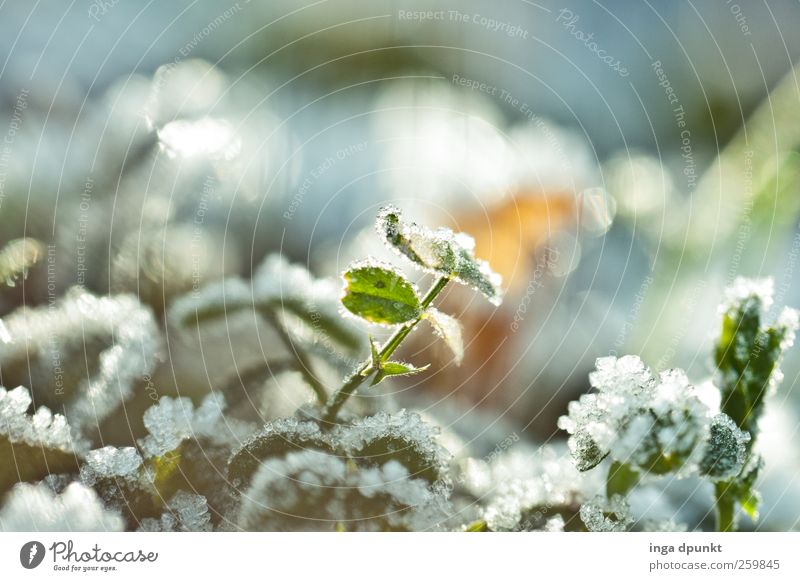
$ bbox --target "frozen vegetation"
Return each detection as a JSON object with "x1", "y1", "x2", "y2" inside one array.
[{"x1": 0, "y1": 205, "x2": 795, "y2": 532}]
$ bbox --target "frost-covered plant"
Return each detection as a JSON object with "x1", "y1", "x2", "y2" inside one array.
[
  {"x1": 559, "y1": 277, "x2": 797, "y2": 531},
  {"x1": 166, "y1": 206, "x2": 501, "y2": 531}
]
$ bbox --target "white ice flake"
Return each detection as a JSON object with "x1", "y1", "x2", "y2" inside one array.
[
  {"x1": 79, "y1": 446, "x2": 143, "y2": 487},
  {"x1": 720, "y1": 277, "x2": 775, "y2": 315},
  {"x1": 138, "y1": 392, "x2": 229, "y2": 458},
  {"x1": 579, "y1": 494, "x2": 633, "y2": 532},
  {"x1": 164, "y1": 490, "x2": 212, "y2": 532}
]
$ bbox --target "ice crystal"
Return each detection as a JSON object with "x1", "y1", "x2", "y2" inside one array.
[
  {"x1": 720, "y1": 277, "x2": 775, "y2": 315},
  {"x1": 579, "y1": 494, "x2": 633, "y2": 532},
  {"x1": 139, "y1": 392, "x2": 228, "y2": 458},
  {"x1": 468, "y1": 446, "x2": 596, "y2": 531},
  {"x1": 0, "y1": 386, "x2": 86, "y2": 454},
  {"x1": 0, "y1": 482, "x2": 124, "y2": 531},
  {"x1": 698, "y1": 414, "x2": 750, "y2": 481},
  {"x1": 227, "y1": 417, "x2": 334, "y2": 489},
  {"x1": 237, "y1": 450, "x2": 450, "y2": 531},
  {"x1": 0, "y1": 288, "x2": 159, "y2": 433},
  {"x1": 559, "y1": 357, "x2": 711, "y2": 475},
  {"x1": 333, "y1": 410, "x2": 452, "y2": 484},
  {"x1": 138, "y1": 491, "x2": 212, "y2": 532},
  {"x1": 375, "y1": 206, "x2": 503, "y2": 305},
  {"x1": 80, "y1": 446, "x2": 143, "y2": 487}
]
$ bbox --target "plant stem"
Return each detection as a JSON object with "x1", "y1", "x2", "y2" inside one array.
[
  {"x1": 714, "y1": 481, "x2": 737, "y2": 532},
  {"x1": 321, "y1": 276, "x2": 450, "y2": 425},
  {"x1": 262, "y1": 310, "x2": 328, "y2": 405}
]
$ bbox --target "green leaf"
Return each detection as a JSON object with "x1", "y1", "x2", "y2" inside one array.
[
  {"x1": 340, "y1": 262, "x2": 421, "y2": 325},
  {"x1": 371, "y1": 361, "x2": 429, "y2": 386},
  {"x1": 606, "y1": 461, "x2": 641, "y2": 498},
  {"x1": 376, "y1": 206, "x2": 502, "y2": 305},
  {"x1": 713, "y1": 281, "x2": 796, "y2": 436},
  {"x1": 425, "y1": 308, "x2": 464, "y2": 365}
]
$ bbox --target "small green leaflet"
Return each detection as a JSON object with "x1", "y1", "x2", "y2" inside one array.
[
  {"x1": 371, "y1": 361, "x2": 429, "y2": 386},
  {"x1": 341, "y1": 262, "x2": 421, "y2": 325},
  {"x1": 368, "y1": 337, "x2": 429, "y2": 385}
]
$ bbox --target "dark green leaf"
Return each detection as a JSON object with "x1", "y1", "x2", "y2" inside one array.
[{"x1": 341, "y1": 263, "x2": 421, "y2": 325}]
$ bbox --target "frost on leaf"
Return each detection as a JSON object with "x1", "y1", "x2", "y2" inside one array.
[
  {"x1": 698, "y1": 414, "x2": 750, "y2": 481},
  {"x1": 714, "y1": 277, "x2": 798, "y2": 436},
  {"x1": 559, "y1": 356, "x2": 711, "y2": 476},
  {"x1": 137, "y1": 491, "x2": 212, "y2": 532},
  {"x1": 138, "y1": 393, "x2": 229, "y2": 458},
  {"x1": 466, "y1": 446, "x2": 596, "y2": 531},
  {"x1": 340, "y1": 261, "x2": 421, "y2": 325},
  {"x1": 579, "y1": 494, "x2": 633, "y2": 532},
  {"x1": 334, "y1": 410, "x2": 452, "y2": 485},
  {"x1": 169, "y1": 253, "x2": 362, "y2": 354},
  {"x1": 724, "y1": 454, "x2": 763, "y2": 521},
  {"x1": 80, "y1": 446, "x2": 143, "y2": 487},
  {"x1": 1, "y1": 386, "x2": 86, "y2": 495},
  {"x1": 230, "y1": 411, "x2": 451, "y2": 495},
  {"x1": 376, "y1": 205, "x2": 503, "y2": 305},
  {"x1": 0, "y1": 482, "x2": 124, "y2": 531},
  {"x1": 0, "y1": 288, "x2": 159, "y2": 434},
  {"x1": 227, "y1": 417, "x2": 335, "y2": 490},
  {"x1": 78, "y1": 445, "x2": 161, "y2": 528},
  {"x1": 236, "y1": 450, "x2": 451, "y2": 531},
  {"x1": 137, "y1": 393, "x2": 247, "y2": 522},
  {"x1": 425, "y1": 308, "x2": 464, "y2": 365}
]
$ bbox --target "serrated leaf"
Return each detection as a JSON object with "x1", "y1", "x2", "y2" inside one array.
[
  {"x1": 376, "y1": 206, "x2": 503, "y2": 305},
  {"x1": 425, "y1": 308, "x2": 464, "y2": 365},
  {"x1": 371, "y1": 361, "x2": 429, "y2": 386},
  {"x1": 340, "y1": 262, "x2": 421, "y2": 325}
]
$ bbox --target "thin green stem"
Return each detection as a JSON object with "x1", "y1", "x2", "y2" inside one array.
[
  {"x1": 714, "y1": 481, "x2": 737, "y2": 532},
  {"x1": 322, "y1": 276, "x2": 450, "y2": 426},
  {"x1": 262, "y1": 309, "x2": 328, "y2": 405}
]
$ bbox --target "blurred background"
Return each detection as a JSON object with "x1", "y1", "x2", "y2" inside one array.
[{"x1": 2, "y1": 0, "x2": 800, "y2": 529}]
